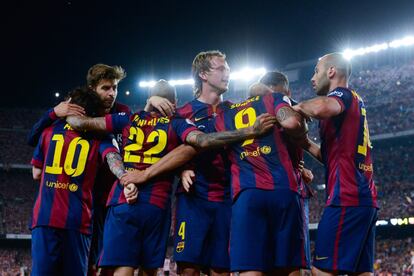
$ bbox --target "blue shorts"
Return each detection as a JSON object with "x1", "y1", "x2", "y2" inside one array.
[
  {"x1": 313, "y1": 206, "x2": 377, "y2": 273},
  {"x1": 89, "y1": 203, "x2": 106, "y2": 266},
  {"x1": 98, "y1": 202, "x2": 171, "y2": 269},
  {"x1": 173, "y1": 194, "x2": 231, "y2": 269},
  {"x1": 230, "y1": 188, "x2": 306, "y2": 272},
  {"x1": 31, "y1": 226, "x2": 91, "y2": 276}
]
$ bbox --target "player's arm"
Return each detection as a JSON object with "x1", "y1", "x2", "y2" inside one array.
[
  {"x1": 300, "y1": 137, "x2": 322, "y2": 163},
  {"x1": 27, "y1": 99, "x2": 85, "y2": 146},
  {"x1": 186, "y1": 113, "x2": 277, "y2": 149},
  {"x1": 145, "y1": 96, "x2": 175, "y2": 116},
  {"x1": 293, "y1": 96, "x2": 342, "y2": 120},
  {"x1": 276, "y1": 106, "x2": 308, "y2": 139},
  {"x1": 106, "y1": 152, "x2": 127, "y2": 181},
  {"x1": 66, "y1": 116, "x2": 107, "y2": 132},
  {"x1": 32, "y1": 166, "x2": 42, "y2": 181},
  {"x1": 120, "y1": 144, "x2": 198, "y2": 186}
]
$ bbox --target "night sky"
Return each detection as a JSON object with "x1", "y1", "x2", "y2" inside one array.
[{"x1": 3, "y1": 0, "x2": 414, "y2": 107}]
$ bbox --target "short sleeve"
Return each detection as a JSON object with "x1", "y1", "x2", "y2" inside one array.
[
  {"x1": 99, "y1": 135, "x2": 119, "y2": 160},
  {"x1": 31, "y1": 132, "x2": 46, "y2": 168},
  {"x1": 271, "y1": 93, "x2": 292, "y2": 114},
  {"x1": 327, "y1": 88, "x2": 353, "y2": 112},
  {"x1": 105, "y1": 112, "x2": 131, "y2": 133},
  {"x1": 172, "y1": 117, "x2": 199, "y2": 143}
]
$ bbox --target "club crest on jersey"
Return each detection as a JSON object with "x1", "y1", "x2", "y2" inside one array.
[
  {"x1": 328, "y1": 91, "x2": 343, "y2": 97},
  {"x1": 176, "y1": 241, "x2": 185, "y2": 253},
  {"x1": 240, "y1": 145, "x2": 272, "y2": 160}
]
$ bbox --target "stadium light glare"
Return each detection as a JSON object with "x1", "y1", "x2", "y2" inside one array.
[
  {"x1": 55, "y1": 92, "x2": 60, "y2": 98},
  {"x1": 125, "y1": 91, "x2": 130, "y2": 96},
  {"x1": 343, "y1": 35, "x2": 414, "y2": 60},
  {"x1": 138, "y1": 67, "x2": 267, "y2": 88}
]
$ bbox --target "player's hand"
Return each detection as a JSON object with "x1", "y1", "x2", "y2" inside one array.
[
  {"x1": 252, "y1": 113, "x2": 278, "y2": 135},
  {"x1": 120, "y1": 170, "x2": 149, "y2": 186},
  {"x1": 301, "y1": 167, "x2": 314, "y2": 184},
  {"x1": 181, "y1": 170, "x2": 195, "y2": 192},
  {"x1": 124, "y1": 183, "x2": 138, "y2": 204},
  {"x1": 54, "y1": 98, "x2": 85, "y2": 118},
  {"x1": 146, "y1": 96, "x2": 175, "y2": 117}
]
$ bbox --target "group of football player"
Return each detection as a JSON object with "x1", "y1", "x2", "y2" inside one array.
[{"x1": 27, "y1": 50, "x2": 378, "y2": 276}]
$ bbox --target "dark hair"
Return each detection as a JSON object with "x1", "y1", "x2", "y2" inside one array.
[
  {"x1": 86, "y1": 63, "x2": 126, "y2": 88},
  {"x1": 66, "y1": 86, "x2": 104, "y2": 117},
  {"x1": 192, "y1": 50, "x2": 226, "y2": 98},
  {"x1": 259, "y1": 71, "x2": 289, "y2": 89}
]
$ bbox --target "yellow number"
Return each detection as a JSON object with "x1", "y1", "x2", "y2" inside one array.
[
  {"x1": 124, "y1": 127, "x2": 145, "y2": 163},
  {"x1": 143, "y1": 130, "x2": 167, "y2": 164},
  {"x1": 45, "y1": 134, "x2": 90, "y2": 176},
  {"x1": 64, "y1": 137, "x2": 90, "y2": 177},
  {"x1": 178, "y1": 222, "x2": 186, "y2": 240},
  {"x1": 357, "y1": 107, "x2": 372, "y2": 156},
  {"x1": 45, "y1": 134, "x2": 64, "y2": 174},
  {"x1": 124, "y1": 127, "x2": 168, "y2": 164},
  {"x1": 235, "y1": 107, "x2": 257, "y2": 147}
]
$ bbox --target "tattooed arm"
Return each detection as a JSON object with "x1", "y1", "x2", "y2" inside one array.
[
  {"x1": 106, "y1": 152, "x2": 127, "y2": 181},
  {"x1": 276, "y1": 106, "x2": 308, "y2": 138},
  {"x1": 186, "y1": 113, "x2": 277, "y2": 149},
  {"x1": 293, "y1": 97, "x2": 342, "y2": 120},
  {"x1": 66, "y1": 116, "x2": 107, "y2": 132}
]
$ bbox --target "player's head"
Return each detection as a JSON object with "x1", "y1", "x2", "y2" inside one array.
[
  {"x1": 149, "y1": 79, "x2": 177, "y2": 105},
  {"x1": 248, "y1": 82, "x2": 273, "y2": 97},
  {"x1": 86, "y1": 64, "x2": 126, "y2": 112},
  {"x1": 192, "y1": 50, "x2": 230, "y2": 98},
  {"x1": 311, "y1": 53, "x2": 352, "y2": 96},
  {"x1": 67, "y1": 86, "x2": 105, "y2": 117},
  {"x1": 259, "y1": 71, "x2": 291, "y2": 97}
]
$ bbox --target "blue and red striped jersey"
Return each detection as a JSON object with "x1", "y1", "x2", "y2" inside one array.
[
  {"x1": 105, "y1": 110, "x2": 198, "y2": 209},
  {"x1": 176, "y1": 99, "x2": 231, "y2": 202},
  {"x1": 319, "y1": 87, "x2": 377, "y2": 207},
  {"x1": 214, "y1": 93, "x2": 299, "y2": 201},
  {"x1": 30, "y1": 120, "x2": 118, "y2": 234}
]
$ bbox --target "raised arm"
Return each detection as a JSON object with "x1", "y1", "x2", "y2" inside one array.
[
  {"x1": 275, "y1": 106, "x2": 308, "y2": 139},
  {"x1": 293, "y1": 96, "x2": 342, "y2": 120},
  {"x1": 66, "y1": 116, "x2": 107, "y2": 132},
  {"x1": 27, "y1": 100, "x2": 85, "y2": 146}
]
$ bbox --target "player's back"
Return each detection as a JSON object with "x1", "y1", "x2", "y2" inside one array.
[
  {"x1": 215, "y1": 93, "x2": 298, "y2": 200},
  {"x1": 105, "y1": 110, "x2": 196, "y2": 209},
  {"x1": 31, "y1": 120, "x2": 116, "y2": 234},
  {"x1": 320, "y1": 87, "x2": 377, "y2": 207},
  {"x1": 177, "y1": 99, "x2": 231, "y2": 202}
]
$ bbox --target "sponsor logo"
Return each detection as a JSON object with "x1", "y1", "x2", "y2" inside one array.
[
  {"x1": 240, "y1": 146, "x2": 272, "y2": 160},
  {"x1": 194, "y1": 117, "x2": 206, "y2": 122},
  {"x1": 64, "y1": 123, "x2": 74, "y2": 130},
  {"x1": 46, "y1": 181, "x2": 78, "y2": 192},
  {"x1": 359, "y1": 162, "x2": 373, "y2": 172},
  {"x1": 315, "y1": 256, "x2": 329, "y2": 261},
  {"x1": 176, "y1": 241, "x2": 185, "y2": 253},
  {"x1": 328, "y1": 91, "x2": 343, "y2": 97}
]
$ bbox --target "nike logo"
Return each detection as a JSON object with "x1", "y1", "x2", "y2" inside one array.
[
  {"x1": 315, "y1": 256, "x2": 329, "y2": 261},
  {"x1": 194, "y1": 117, "x2": 206, "y2": 122}
]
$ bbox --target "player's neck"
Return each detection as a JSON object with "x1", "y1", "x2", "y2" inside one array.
[
  {"x1": 198, "y1": 88, "x2": 223, "y2": 106},
  {"x1": 329, "y1": 78, "x2": 348, "y2": 92}
]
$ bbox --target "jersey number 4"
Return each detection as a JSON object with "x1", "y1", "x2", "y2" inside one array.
[{"x1": 123, "y1": 127, "x2": 167, "y2": 164}]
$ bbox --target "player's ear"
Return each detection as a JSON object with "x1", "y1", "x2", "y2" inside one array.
[
  {"x1": 327, "y1": 66, "x2": 336, "y2": 79},
  {"x1": 199, "y1": 71, "x2": 208, "y2": 81}
]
